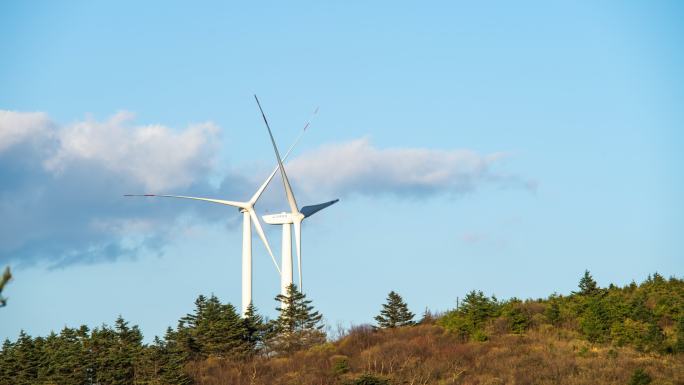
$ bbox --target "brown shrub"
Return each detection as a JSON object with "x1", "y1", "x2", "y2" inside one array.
[{"x1": 188, "y1": 324, "x2": 684, "y2": 385}]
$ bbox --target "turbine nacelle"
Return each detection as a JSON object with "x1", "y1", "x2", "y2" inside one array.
[
  {"x1": 262, "y1": 212, "x2": 303, "y2": 225},
  {"x1": 262, "y1": 199, "x2": 339, "y2": 225}
]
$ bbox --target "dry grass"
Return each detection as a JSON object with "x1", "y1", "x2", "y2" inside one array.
[{"x1": 187, "y1": 324, "x2": 684, "y2": 385}]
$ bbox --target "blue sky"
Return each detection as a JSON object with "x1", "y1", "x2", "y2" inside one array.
[{"x1": 1, "y1": 1, "x2": 682, "y2": 342}]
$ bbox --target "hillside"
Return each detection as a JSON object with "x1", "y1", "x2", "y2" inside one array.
[
  {"x1": 189, "y1": 323, "x2": 684, "y2": 385},
  {"x1": 1, "y1": 272, "x2": 682, "y2": 385}
]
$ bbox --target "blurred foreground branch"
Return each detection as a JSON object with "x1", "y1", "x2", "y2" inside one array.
[{"x1": 0, "y1": 266, "x2": 11, "y2": 307}]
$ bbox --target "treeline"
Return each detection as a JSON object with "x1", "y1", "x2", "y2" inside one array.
[
  {"x1": 0, "y1": 284, "x2": 324, "y2": 385},
  {"x1": 1, "y1": 272, "x2": 683, "y2": 385},
  {"x1": 438, "y1": 271, "x2": 684, "y2": 353}
]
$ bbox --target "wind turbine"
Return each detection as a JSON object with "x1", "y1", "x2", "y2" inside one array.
[
  {"x1": 254, "y1": 95, "x2": 339, "y2": 295},
  {"x1": 125, "y1": 123, "x2": 310, "y2": 316}
]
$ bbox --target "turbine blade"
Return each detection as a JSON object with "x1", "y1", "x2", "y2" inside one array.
[
  {"x1": 301, "y1": 199, "x2": 339, "y2": 218},
  {"x1": 124, "y1": 194, "x2": 247, "y2": 208},
  {"x1": 254, "y1": 95, "x2": 299, "y2": 214},
  {"x1": 300, "y1": 106, "x2": 319, "y2": 132},
  {"x1": 248, "y1": 208, "x2": 282, "y2": 275},
  {"x1": 248, "y1": 108, "x2": 315, "y2": 205},
  {"x1": 294, "y1": 220, "x2": 302, "y2": 291}
]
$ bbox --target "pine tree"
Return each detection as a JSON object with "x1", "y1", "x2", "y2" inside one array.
[
  {"x1": 268, "y1": 284, "x2": 325, "y2": 354},
  {"x1": 46, "y1": 326, "x2": 89, "y2": 385},
  {"x1": 374, "y1": 291, "x2": 415, "y2": 329},
  {"x1": 580, "y1": 296, "x2": 610, "y2": 342},
  {"x1": 0, "y1": 339, "x2": 17, "y2": 385},
  {"x1": 154, "y1": 328, "x2": 192, "y2": 385},
  {"x1": 545, "y1": 296, "x2": 562, "y2": 326},
  {"x1": 181, "y1": 294, "x2": 248, "y2": 359},
  {"x1": 242, "y1": 302, "x2": 266, "y2": 354},
  {"x1": 174, "y1": 320, "x2": 201, "y2": 361},
  {"x1": 14, "y1": 330, "x2": 38, "y2": 385},
  {"x1": 577, "y1": 270, "x2": 600, "y2": 296},
  {"x1": 89, "y1": 317, "x2": 144, "y2": 385},
  {"x1": 460, "y1": 290, "x2": 497, "y2": 327}
]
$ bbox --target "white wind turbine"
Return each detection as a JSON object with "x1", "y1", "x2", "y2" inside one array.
[
  {"x1": 125, "y1": 121, "x2": 311, "y2": 316},
  {"x1": 254, "y1": 95, "x2": 339, "y2": 295}
]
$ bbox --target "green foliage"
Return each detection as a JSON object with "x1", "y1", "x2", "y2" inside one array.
[
  {"x1": 544, "y1": 296, "x2": 562, "y2": 326},
  {"x1": 438, "y1": 290, "x2": 499, "y2": 341},
  {"x1": 565, "y1": 271, "x2": 675, "y2": 351},
  {"x1": 0, "y1": 267, "x2": 11, "y2": 307},
  {"x1": 0, "y1": 294, "x2": 271, "y2": 385},
  {"x1": 331, "y1": 354, "x2": 350, "y2": 375},
  {"x1": 610, "y1": 319, "x2": 665, "y2": 352},
  {"x1": 580, "y1": 296, "x2": 610, "y2": 342},
  {"x1": 472, "y1": 329, "x2": 489, "y2": 342},
  {"x1": 344, "y1": 373, "x2": 390, "y2": 385},
  {"x1": 195, "y1": 296, "x2": 246, "y2": 357},
  {"x1": 268, "y1": 284, "x2": 326, "y2": 354},
  {"x1": 577, "y1": 345, "x2": 591, "y2": 357},
  {"x1": 461, "y1": 290, "x2": 498, "y2": 326},
  {"x1": 628, "y1": 368, "x2": 652, "y2": 385},
  {"x1": 501, "y1": 298, "x2": 532, "y2": 334},
  {"x1": 175, "y1": 294, "x2": 251, "y2": 359},
  {"x1": 152, "y1": 329, "x2": 193, "y2": 385},
  {"x1": 437, "y1": 272, "x2": 683, "y2": 353},
  {"x1": 0, "y1": 318, "x2": 151, "y2": 385},
  {"x1": 242, "y1": 302, "x2": 266, "y2": 354},
  {"x1": 0, "y1": 272, "x2": 681, "y2": 385},
  {"x1": 374, "y1": 291, "x2": 415, "y2": 328},
  {"x1": 675, "y1": 315, "x2": 684, "y2": 353},
  {"x1": 577, "y1": 270, "x2": 600, "y2": 296}
]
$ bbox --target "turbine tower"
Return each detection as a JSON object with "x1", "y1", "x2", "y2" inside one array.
[
  {"x1": 125, "y1": 125, "x2": 308, "y2": 316},
  {"x1": 254, "y1": 95, "x2": 339, "y2": 295}
]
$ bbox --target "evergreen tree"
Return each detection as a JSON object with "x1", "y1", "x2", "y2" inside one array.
[
  {"x1": 268, "y1": 284, "x2": 325, "y2": 354},
  {"x1": 175, "y1": 320, "x2": 201, "y2": 360},
  {"x1": 580, "y1": 296, "x2": 610, "y2": 342},
  {"x1": 577, "y1": 270, "x2": 600, "y2": 296},
  {"x1": 178, "y1": 294, "x2": 248, "y2": 359},
  {"x1": 46, "y1": 326, "x2": 90, "y2": 385},
  {"x1": 13, "y1": 331, "x2": 38, "y2": 385},
  {"x1": 154, "y1": 329, "x2": 193, "y2": 385},
  {"x1": 0, "y1": 339, "x2": 17, "y2": 385},
  {"x1": 242, "y1": 302, "x2": 266, "y2": 354},
  {"x1": 90, "y1": 318, "x2": 144, "y2": 385},
  {"x1": 545, "y1": 296, "x2": 562, "y2": 326},
  {"x1": 459, "y1": 290, "x2": 496, "y2": 328},
  {"x1": 116, "y1": 316, "x2": 144, "y2": 383},
  {"x1": 501, "y1": 298, "x2": 531, "y2": 334},
  {"x1": 374, "y1": 291, "x2": 415, "y2": 329},
  {"x1": 180, "y1": 294, "x2": 207, "y2": 330},
  {"x1": 196, "y1": 296, "x2": 247, "y2": 358}
]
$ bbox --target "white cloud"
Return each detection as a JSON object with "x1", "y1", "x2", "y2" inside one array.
[
  {"x1": 0, "y1": 110, "x2": 224, "y2": 267},
  {"x1": 286, "y1": 137, "x2": 529, "y2": 198},
  {"x1": 44, "y1": 111, "x2": 220, "y2": 191},
  {"x1": 0, "y1": 110, "x2": 532, "y2": 267},
  {"x1": 0, "y1": 110, "x2": 53, "y2": 152}
]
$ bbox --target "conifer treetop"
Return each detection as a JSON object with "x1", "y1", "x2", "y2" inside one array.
[{"x1": 375, "y1": 291, "x2": 415, "y2": 329}]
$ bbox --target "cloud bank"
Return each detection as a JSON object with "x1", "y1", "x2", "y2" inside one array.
[
  {"x1": 286, "y1": 138, "x2": 535, "y2": 198},
  {"x1": 0, "y1": 110, "x2": 532, "y2": 267},
  {"x1": 0, "y1": 110, "x2": 221, "y2": 267}
]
